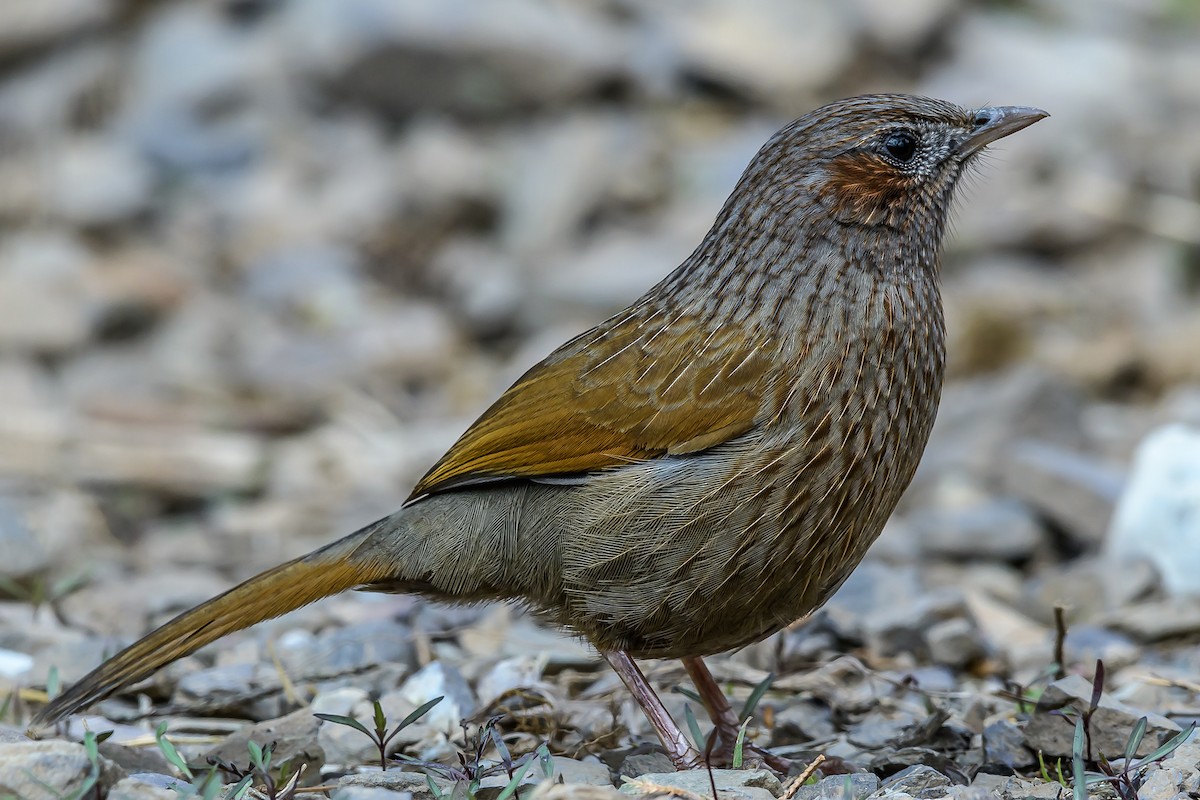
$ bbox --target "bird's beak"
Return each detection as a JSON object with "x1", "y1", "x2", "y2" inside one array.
[{"x1": 957, "y1": 106, "x2": 1049, "y2": 155}]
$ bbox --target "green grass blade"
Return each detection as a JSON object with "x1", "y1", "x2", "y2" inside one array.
[
  {"x1": 683, "y1": 704, "x2": 704, "y2": 750},
  {"x1": 1130, "y1": 722, "x2": 1197, "y2": 770},
  {"x1": 1072, "y1": 716, "x2": 1087, "y2": 800},
  {"x1": 1088, "y1": 661, "x2": 1105, "y2": 713},
  {"x1": 732, "y1": 717, "x2": 751, "y2": 769},
  {"x1": 45, "y1": 666, "x2": 60, "y2": 700},
  {"x1": 229, "y1": 774, "x2": 254, "y2": 799},
  {"x1": 495, "y1": 755, "x2": 535, "y2": 800},
  {"x1": 740, "y1": 673, "x2": 774, "y2": 723},
  {"x1": 155, "y1": 721, "x2": 195, "y2": 780},
  {"x1": 490, "y1": 726, "x2": 512, "y2": 769},
  {"x1": 313, "y1": 712, "x2": 374, "y2": 738},
  {"x1": 1123, "y1": 716, "x2": 1148, "y2": 763},
  {"x1": 399, "y1": 695, "x2": 445, "y2": 729}
]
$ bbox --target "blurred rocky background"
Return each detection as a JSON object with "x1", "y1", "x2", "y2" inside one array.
[{"x1": 2, "y1": 0, "x2": 1200, "y2": 798}]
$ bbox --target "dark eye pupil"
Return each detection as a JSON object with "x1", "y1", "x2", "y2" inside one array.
[{"x1": 884, "y1": 132, "x2": 917, "y2": 163}]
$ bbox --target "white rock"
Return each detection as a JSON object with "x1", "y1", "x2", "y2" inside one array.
[
  {"x1": 47, "y1": 138, "x2": 153, "y2": 226},
  {"x1": 657, "y1": 0, "x2": 852, "y2": 102},
  {"x1": 311, "y1": 686, "x2": 370, "y2": 717},
  {"x1": 476, "y1": 655, "x2": 547, "y2": 706},
  {"x1": 398, "y1": 662, "x2": 476, "y2": 730},
  {"x1": 0, "y1": 648, "x2": 33, "y2": 680},
  {"x1": 1107, "y1": 425, "x2": 1200, "y2": 595},
  {"x1": 0, "y1": 232, "x2": 93, "y2": 354}
]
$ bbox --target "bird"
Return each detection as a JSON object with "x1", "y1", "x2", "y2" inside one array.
[{"x1": 35, "y1": 94, "x2": 1046, "y2": 770}]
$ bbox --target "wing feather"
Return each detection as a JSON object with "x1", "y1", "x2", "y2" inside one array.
[{"x1": 408, "y1": 310, "x2": 777, "y2": 500}]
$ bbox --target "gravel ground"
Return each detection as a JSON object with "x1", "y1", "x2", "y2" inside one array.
[{"x1": 2, "y1": 1, "x2": 1200, "y2": 799}]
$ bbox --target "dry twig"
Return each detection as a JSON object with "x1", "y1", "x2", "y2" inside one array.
[{"x1": 781, "y1": 754, "x2": 827, "y2": 800}]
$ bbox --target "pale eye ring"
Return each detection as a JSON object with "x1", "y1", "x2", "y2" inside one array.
[{"x1": 883, "y1": 131, "x2": 918, "y2": 163}]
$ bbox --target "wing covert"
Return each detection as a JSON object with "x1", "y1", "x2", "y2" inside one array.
[{"x1": 408, "y1": 311, "x2": 778, "y2": 501}]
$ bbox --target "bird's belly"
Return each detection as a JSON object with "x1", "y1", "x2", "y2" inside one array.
[{"x1": 549, "y1": 346, "x2": 942, "y2": 657}]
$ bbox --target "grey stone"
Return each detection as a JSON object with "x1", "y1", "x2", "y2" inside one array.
[
  {"x1": 242, "y1": 244, "x2": 368, "y2": 326},
  {"x1": 1021, "y1": 555, "x2": 1158, "y2": 627},
  {"x1": 768, "y1": 701, "x2": 836, "y2": 746},
  {"x1": 530, "y1": 783, "x2": 625, "y2": 800},
  {"x1": 125, "y1": 3, "x2": 259, "y2": 119},
  {"x1": 863, "y1": 588, "x2": 966, "y2": 662},
  {"x1": 847, "y1": 708, "x2": 922, "y2": 749},
  {"x1": 1103, "y1": 598, "x2": 1200, "y2": 643},
  {"x1": 0, "y1": 232, "x2": 93, "y2": 355},
  {"x1": 878, "y1": 765, "x2": 952, "y2": 799},
  {"x1": 547, "y1": 756, "x2": 611, "y2": 787},
  {"x1": 940, "y1": 789, "x2": 997, "y2": 800},
  {"x1": 97, "y1": 740, "x2": 173, "y2": 776},
  {"x1": 842, "y1": 0, "x2": 956, "y2": 52},
  {"x1": 791, "y1": 772, "x2": 880, "y2": 800},
  {"x1": 0, "y1": 492, "x2": 50, "y2": 582},
  {"x1": 0, "y1": 726, "x2": 26, "y2": 746},
  {"x1": 0, "y1": 0, "x2": 112, "y2": 60},
  {"x1": 282, "y1": 0, "x2": 630, "y2": 118},
  {"x1": 339, "y1": 769, "x2": 448, "y2": 800},
  {"x1": 659, "y1": 0, "x2": 853, "y2": 102},
  {"x1": 910, "y1": 494, "x2": 1043, "y2": 563},
  {"x1": 277, "y1": 618, "x2": 416, "y2": 678},
  {"x1": 1130, "y1": 742, "x2": 1200, "y2": 800},
  {"x1": 1023, "y1": 674, "x2": 1181, "y2": 759},
  {"x1": 926, "y1": 617, "x2": 987, "y2": 668},
  {"x1": 500, "y1": 114, "x2": 653, "y2": 259},
  {"x1": 0, "y1": 740, "x2": 125, "y2": 800},
  {"x1": 46, "y1": 138, "x2": 153, "y2": 227},
  {"x1": 1059, "y1": 625, "x2": 1140, "y2": 669},
  {"x1": 108, "y1": 775, "x2": 180, "y2": 800},
  {"x1": 982, "y1": 719, "x2": 1034, "y2": 769},
  {"x1": 920, "y1": 367, "x2": 1087, "y2": 485},
  {"x1": 967, "y1": 772, "x2": 1008, "y2": 793},
  {"x1": 332, "y1": 787, "x2": 415, "y2": 800},
  {"x1": 987, "y1": 776, "x2": 1080, "y2": 800},
  {"x1": 618, "y1": 752, "x2": 674, "y2": 779},
  {"x1": 468, "y1": 758, "x2": 599, "y2": 800},
  {"x1": 620, "y1": 769, "x2": 781, "y2": 800},
  {"x1": 1107, "y1": 425, "x2": 1200, "y2": 596},
  {"x1": 997, "y1": 440, "x2": 1124, "y2": 547},
  {"x1": 537, "y1": 231, "x2": 696, "y2": 317},
  {"x1": 825, "y1": 561, "x2": 923, "y2": 641},
  {"x1": 174, "y1": 662, "x2": 284, "y2": 718},
  {"x1": 202, "y1": 708, "x2": 323, "y2": 777},
  {"x1": 432, "y1": 240, "x2": 523, "y2": 338}
]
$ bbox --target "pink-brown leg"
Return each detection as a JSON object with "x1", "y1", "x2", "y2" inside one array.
[
  {"x1": 604, "y1": 650, "x2": 702, "y2": 769},
  {"x1": 682, "y1": 656, "x2": 790, "y2": 773}
]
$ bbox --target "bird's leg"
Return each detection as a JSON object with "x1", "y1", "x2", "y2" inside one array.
[
  {"x1": 681, "y1": 656, "x2": 791, "y2": 773},
  {"x1": 604, "y1": 650, "x2": 702, "y2": 769}
]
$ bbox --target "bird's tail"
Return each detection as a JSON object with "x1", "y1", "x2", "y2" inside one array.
[{"x1": 34, "y1": 525, "x2": 395, "y2": 725}]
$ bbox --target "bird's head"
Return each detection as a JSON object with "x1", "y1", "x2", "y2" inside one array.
[{"x1": 719, "y1": 95, "x2": 1047, "y2": 260}]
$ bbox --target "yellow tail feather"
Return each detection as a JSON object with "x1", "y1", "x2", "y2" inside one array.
[{"x1": 35, "y1": 545, "x2": 389, "y2": 725}]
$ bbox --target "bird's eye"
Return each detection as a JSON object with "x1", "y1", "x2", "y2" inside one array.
[{"x1": 882, "y1": 131, "x2": 918, "y2": 163}]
